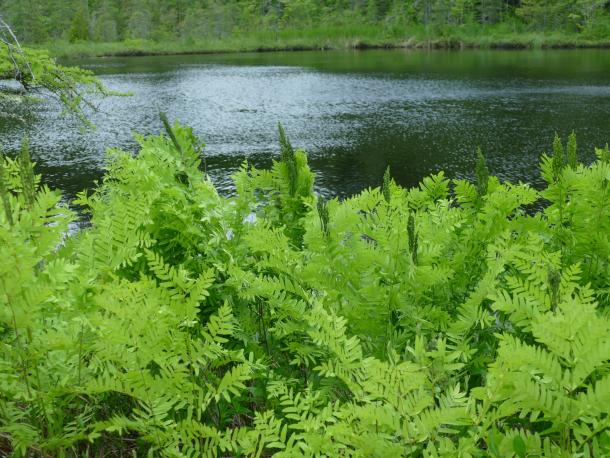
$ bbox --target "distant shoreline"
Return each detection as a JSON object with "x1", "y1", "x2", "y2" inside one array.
[{"x1": 40, "y1": 32, "x2": 610, "y2": 59}]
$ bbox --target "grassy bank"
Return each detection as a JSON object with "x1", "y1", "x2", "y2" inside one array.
[{"x1": 43, "y1": 23, "x2": 610, "y2": 59}]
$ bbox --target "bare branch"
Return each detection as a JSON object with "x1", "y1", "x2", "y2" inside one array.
[{"x1": 0, "y1": 16, "x2": 34, "y2": 85}]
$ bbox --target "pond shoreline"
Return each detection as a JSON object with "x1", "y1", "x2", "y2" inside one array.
[{"x1": 45, "y1": 35, "x2": 610, "y2": 59}]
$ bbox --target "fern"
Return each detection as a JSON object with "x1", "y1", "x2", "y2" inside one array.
[{"x1": 2, "y1": 124, "x2": 609, "y2": 456}]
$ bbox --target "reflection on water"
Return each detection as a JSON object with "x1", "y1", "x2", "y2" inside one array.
[{"x1": 1, "y1": 49, "x2": 609, "y2": 199}]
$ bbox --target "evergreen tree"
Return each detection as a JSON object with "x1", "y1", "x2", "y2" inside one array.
[
  {"x1": 575, "y1": 0, "x2": 607, "y2": 29},
  {"x1": 127, "y1": 3, "x2": 153, "y2": 40},
  {"x1": 91, "y1": 0, "x2": 119, "y2": 42},
  {"x1": 69, "y1": 2, "x2": 90, "y2": 42},
  {"x1": 517, "y1": 0, "x2": 573, "y2": 29}
]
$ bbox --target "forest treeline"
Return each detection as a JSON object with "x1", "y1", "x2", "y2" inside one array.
[{"x1": 1, "y1": 0, "x2": 609, "y2": 45}]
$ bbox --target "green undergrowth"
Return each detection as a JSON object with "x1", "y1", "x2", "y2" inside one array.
[
  {"x1": 45, "y1": 24, "x2": 610, "y2": 59},
  {"x1": 1, "y1": 121, "x2": 609, "y2": 457}
]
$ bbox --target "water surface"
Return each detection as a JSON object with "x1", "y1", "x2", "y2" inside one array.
[{"x1": 1, "y1": 49, "x2": 610, "y2": 198}]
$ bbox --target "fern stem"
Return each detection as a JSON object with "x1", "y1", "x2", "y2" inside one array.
[
  {"x1": 0, "y1": 152, "x2": 13, "y2": 226},
  {"x1": 257, "y1": 301, "x2": 270, "y2": 356},
  {"x1": 77, "y1": 322, "x2": 84, "y2": 386},
  {"x1": 586, "y1": 179, "x2": 609, "y2": 282},
  {"x1": 160, "y1": 112, "x2": 183, "y2": 156},
  {"x1": 0, "y1": 276, "x2": 51, "y2": 442},
  {"x1": 28, "y1": 326, "x2": 51, "y2": 443},
  {"x1": 134, "y1": 352, "x2": 164, "y2": 449},
  {"x1": 18, "y1": 137, "x2": 36, "y2": 210},
  {"x1": 408, "y1": 212, "x2": 418, "y2": 265},
  {"x1": 278, "y1": 123, "x2": 297, "y2": 196}
]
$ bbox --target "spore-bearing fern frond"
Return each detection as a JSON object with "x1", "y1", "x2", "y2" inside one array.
[
  {"x1": 278, "y1": 122, "x2": 298, "y2": 196},
  {"x1": 316, "y1": 195, "x2": 330, "y2": 237},
  {"x1": 0, "y1": 151, "x2": 14, "y2": 226},
  {"x1": 475, "y1": 147, "x2": 489, "y2": 197},
  {"x1": 17, "y1": 137, "x2": 37, "y2": 209}
]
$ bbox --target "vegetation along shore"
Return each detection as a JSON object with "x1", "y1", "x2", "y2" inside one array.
[
  {"x1": 2, "y1": 1, "x2": 610, "y2": 456},
  {"x1": 1, "y1": 119, "x2": 610, "y2": 456},
  {"x1": 41, "y1": 30, "x2": 610, "y2": 60},
  {"x1": 3, "y1": 1, "x2": 610, "y2": 58}
]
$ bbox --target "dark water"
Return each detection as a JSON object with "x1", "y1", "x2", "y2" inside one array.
[{"x1": 2, "y1": 49, "x2": 610, "y2": 199}]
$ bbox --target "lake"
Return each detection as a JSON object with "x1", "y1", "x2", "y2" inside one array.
[{"x1": 2, "y1": 49, "x2": 610, "y2": 199}]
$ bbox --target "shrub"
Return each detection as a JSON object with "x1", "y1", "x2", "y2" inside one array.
[{"x1": 1, "y1": 123, "x2": 609, "y2": 456}]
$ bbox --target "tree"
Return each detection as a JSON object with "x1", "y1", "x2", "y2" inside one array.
[
  {"x1": 91, "y1": 0, "x2": 119, "y2": 42},
  {"x1": 477, "y1": 0, "x2": 503, "y2": 24},
  {"x1": 516, "y1": 0, "x2": 573, "y2": 29},
  {"x1": 69, "y1": 3, "x2": 90, "y2": 42},
  {"x1": 127, "y1": 0, "x2": 153, "y2": 39},
  {"x1": 575, "y1": 0, "x2": 607, "y2": 29},
  {"x1": 1, "y1": 0, "x2": 47, "y2": 42},
  {"x1": 2, "y1": 0, "x2": 610, "y2": 44},
  {"x1": 0, "y1": 17, "x2": 120, "y2": 125}
]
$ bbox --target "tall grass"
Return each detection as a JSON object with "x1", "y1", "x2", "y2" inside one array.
[{"x1": 43, "y1": 23, "x2": 610, "y2": 59}]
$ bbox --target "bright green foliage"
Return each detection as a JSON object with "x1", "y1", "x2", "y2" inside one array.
[
  {"x1": 1, "y1": 122, "x2": 609, "y2": 456},
  {"x1": 382, "y1": 166, "x2": 392, "y2": 204},
  {"x1": 69, "y1": 5, "x2": 90, "y2": 42},
  {"x1": 233, "y1": 123, "x2": 314, "y2": 247},
  {"x1": 567, "y1": 130, "x2": 578, "y2": 169},
  {"x1": 552, "y1": 132, "x2": 566, "y2": 179},
  {"x1": 475, "y1": 147, "x2": 489, "y2": 197},
  {"x1": 0, "y1": 18, "x2": 122, "y2": 124},
  {"x1": 0, "y1": 43, "x2": 118, "y2": 123},
  {"x1": 476, "y1": 263, "x2": 610, "y2": 456},
  {"x1": 2, "y1": 0, "x2": 610, "y2": 46}
]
